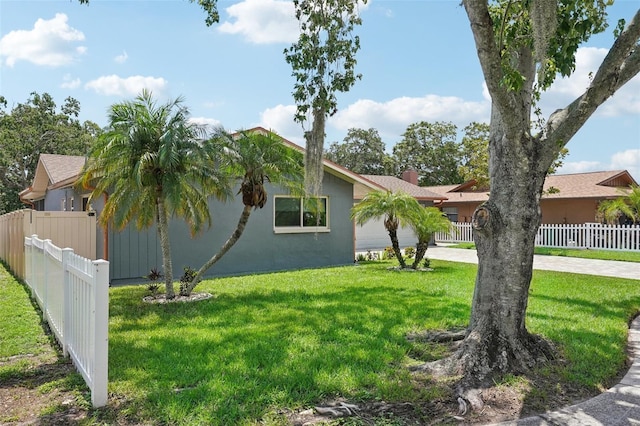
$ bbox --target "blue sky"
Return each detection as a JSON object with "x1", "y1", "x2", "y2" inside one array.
[{"x1": 1, "y1": 0, "x2": 639, "y2": 180}]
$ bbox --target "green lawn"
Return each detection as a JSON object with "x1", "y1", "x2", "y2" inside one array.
[
  {"x1": 3, "y1": 260, "x2": 640, "y2": 425},
  {"x1": 448, "y1": 243, "x2": 640, "y2": 262},
  {"x1": 104, "y1": 260, "x2": 640, "y2": 425},
  {"x1": 0, "y1": 264, "x2": 51, "y2": 359}
]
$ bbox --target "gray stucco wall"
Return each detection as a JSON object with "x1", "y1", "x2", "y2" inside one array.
[{"x1": 109, "y1": 172, "x2": 355, "y2": 285}]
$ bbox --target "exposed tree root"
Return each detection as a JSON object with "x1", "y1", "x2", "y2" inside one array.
[
  {"x1": 406, "y1": 327, "x2": 467, "y2": 343},
  {"x1": 408, "y1": 329, "x2": 557, "y2": 416}
]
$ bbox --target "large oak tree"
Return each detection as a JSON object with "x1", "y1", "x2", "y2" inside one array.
[{"x1": 421, "y1": 1, "x2": 640, "y2": 409}]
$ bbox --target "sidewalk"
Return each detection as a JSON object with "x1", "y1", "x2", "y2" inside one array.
[
  {"x1": 425, "y1": 245, "x2": 640, "y2": 425},
  {"x1": 426, "y1": 246, "x2": 640, "y2": 280}
]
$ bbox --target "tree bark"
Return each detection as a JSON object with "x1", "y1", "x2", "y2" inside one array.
[
  {"x1": 156, "y1": 194, "x2": 175, "y2": 299},
  {"x1": 411, "y1": 239, "x2": 429, "y2": 269},
  {"x1": 186, "y1": 205, "x2": 253, "y2": 294},
  {"x1": 385, "y1": 217, "x2": 406, "y2": 268}
]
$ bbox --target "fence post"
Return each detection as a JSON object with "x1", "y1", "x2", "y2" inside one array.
[
  {"x1": 61, "y1": 248, "x2": 74, "y2": 358},
  {"x1": 42, "y1": 239, "x2": 52, "y2": 321},
  {"x1": 91, "y1": 259, "x2": 109, "y2": 407}
]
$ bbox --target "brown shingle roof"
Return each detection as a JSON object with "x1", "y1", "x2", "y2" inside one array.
[
  {"x1": 423, "y1": 170, "x2": 637, "y2": 204},
  {"x1": 19, "y1": 154, "x2": 87, "y2": 201},
  {"x1": 361, "y1": 175, "x2": 448, "y2": 201},
  {"x1": 40, "y1": 154, "x2": 86, "y2": 188}
]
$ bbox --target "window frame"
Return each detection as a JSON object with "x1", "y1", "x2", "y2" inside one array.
[{"x1": 273, "y1": 195, "x2": 330, "y2": 234}]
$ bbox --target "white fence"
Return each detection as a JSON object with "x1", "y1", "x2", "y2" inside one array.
[
  {"x1": 24, "y1": 234, "x2": 109, "y2": 407},
  {"x1": 435, "y1": 222, "x2": 640, "y2": 252}
]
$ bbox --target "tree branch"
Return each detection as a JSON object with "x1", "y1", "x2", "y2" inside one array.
[
  {"x1": 463, "y1": 0, "x2": 517, "y2": 126},
  {"x1": 546, "y1": 9, "x2": 640, "y2": 147}
]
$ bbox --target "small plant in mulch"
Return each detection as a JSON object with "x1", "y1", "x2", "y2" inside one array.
[
  {"x1": 144, "y1": 268, "x2": 163, "y2": 295},
  {"x1": 404, "y1": 247, "x2": 416, "y2": 259},
  {"x1": 179, "y1": 266, "x2": 200, "y2": 296},
  {"x1": 383, "y1": 247, "x2": 395, "y2": 259}
]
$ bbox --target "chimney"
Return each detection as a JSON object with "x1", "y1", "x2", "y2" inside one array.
[{"x1": 402, "y1": 169, "x2": 419, "y2": 185}]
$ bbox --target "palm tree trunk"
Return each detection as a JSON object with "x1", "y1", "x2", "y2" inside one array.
[
  {"x1": 185, "y1": 205, "x2": 253, "y2": 294},
  {"x1": 387, "y1": 227, "x2": 406, "y2": 268},
  {"x1": 156, "y1": 196, "x2": 174, "y2": 298},
  {"x1": 411, "y1": 239, "x2": 429, "y2": 269}
]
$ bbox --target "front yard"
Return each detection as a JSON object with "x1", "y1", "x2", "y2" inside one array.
[{"x1": 1, "y1": 257, "x2": 639, "y2": 424}]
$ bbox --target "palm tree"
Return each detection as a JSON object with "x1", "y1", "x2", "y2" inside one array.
[
  {"x1": 626, "y1": 184, "x2": 640, "y2": 223},
  {"x1": 407, "y1": 206, "x2": 454, "y2": 269},
  {"x1": 350, "y1": 190, "x2": 423, "y2": 268},
  {"x1": 80, "y1": 90, "x2": 232, "y2": 299},
  {"x1": 184, "y1": 129, "x2": 304, "y2": 293},
  {"x1": 598, "y1": 185, "x2": 640, "y2": 225},
  {"x1": 598, "y1": 198, "x2": 631, "y2": 225}
]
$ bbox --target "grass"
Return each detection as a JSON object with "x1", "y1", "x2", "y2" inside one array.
[
  {"x1": 103, "y1": 261, "x2": 640, "y2": 425},
  {"x1": 447, "y1": 243, "x2": 640, "y2": 262},
  {"x1": 0, "y1": 264, "x2": 50, "y2": 360},
  {"x1": 3, "y1": 259, "x2": 640, "y2": 425}
]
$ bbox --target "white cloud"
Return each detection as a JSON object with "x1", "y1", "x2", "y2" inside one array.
[
  {"x1": 610, "y1": 149, "x2": 640, "y2": 180},
  {"x1": 85, "y1": 75, "x2": 167, "y2": 96},
  {"x1": 259, "y1": 104, "x2": 303, "y2": 144},
  {"x1": 558, "y1": 149, "x2": 640, "y2": 181},
  {"x1": 540, "y1": 47, "x2": 640, "y2": 117},
  {"x1": 331, "y1": 94, "x2": 489, "y2": 141},
  {"x1": 0, "y1": 13, "x2": 86, "y2": 67},
  {"x1": 218, "y1": 0, "x2": 368, "y2": 44},
  {"x1": 114, "y1": 51, "x2": 128, "y2": 64},
  {"x1": 218, "y1": 0, "x2": 298, "y2": 44},
  {"x1": 189, "y1": 117, "x2": 221, "y2": 127},
  {"x1": 557, "y1": 161, "x2": 603, "y2": 174},
  {"x1": 60, "y1": 74, "x2": 81, "y2": 89}
]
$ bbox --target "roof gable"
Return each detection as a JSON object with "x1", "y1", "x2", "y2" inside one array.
[
  {"x1": 20, "y1": 154, "x2": 86, "y2": 201},
  {"x1": 238, "y1": 127, "x2": 385, "y2": 195}
]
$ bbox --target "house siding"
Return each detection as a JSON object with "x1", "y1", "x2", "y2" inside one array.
[
  {"x1": 540, "y1": 199, "x2": 600, "y2": 224},
  {"x1": 109, "y1": 172, "x2": 355, "y2": 285}
]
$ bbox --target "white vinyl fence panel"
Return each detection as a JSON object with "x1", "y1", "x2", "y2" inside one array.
[
  {"x1": 435, "y1": 222, "x2": 640, "y2": 252},
  {"x1": 24, "y1": 235, "x2": 109, "y2": 407}
]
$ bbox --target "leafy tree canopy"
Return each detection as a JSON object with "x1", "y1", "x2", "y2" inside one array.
[
  {"x1": 0, "y1": 92, "x2": 101, "y2": 214},
  {"x1": 324, "y1": 128, "x2": 394, "y2": 175},
  {"x1": 392, "y1": 121, "x2": 462, "y2": 186},
  {"x1": 285, "y1": 0, "x2": 367, "y2": 195}
]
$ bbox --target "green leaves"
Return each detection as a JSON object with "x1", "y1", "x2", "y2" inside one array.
[{"x1": 0, "y1": 92, "x2": 100, "y2": 213}]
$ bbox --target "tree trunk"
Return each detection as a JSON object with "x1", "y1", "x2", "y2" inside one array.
[
  {"x1": 186, "y1": 205, "x2": 253, "y2": 294},
  {"x1": 305, "y1": 107, "x2": 326, "y2": 196},
  {"x1": 156, "y1": 195, "x2": 175, "y2": 299},
  {"x1": 411, "y1": 239, "x2": 429, "y2": 269},
  {"x1": 385, "y1": 218, "x2": 406, "y2": 268},
  {"x1": 421, "y1": 111, "x2": 557, "y2": 400}
]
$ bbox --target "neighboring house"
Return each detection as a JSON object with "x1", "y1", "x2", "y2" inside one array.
[
  {"x1": 19, "y1": 154, "x2": 89, "y2": 212},
  {"x1": 354, "y1": 170, "x2": 448, "y2": 251},
  {"x1": 20, "y1": 129, "x2": 383, "y2": 284},
  {"x1": 424, "y1": 170, "x2": 638, "y2": 224}
]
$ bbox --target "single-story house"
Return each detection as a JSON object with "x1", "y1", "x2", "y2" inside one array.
[
  {"x1": 353, "y1": 170, "x2": 448, "y2": 251},
  {"x1": 423, "y1": 170, "x2": 638, "y2": 224},
  {"x1": 19, "y1": 128, "x2": 384, "y2": 284}
]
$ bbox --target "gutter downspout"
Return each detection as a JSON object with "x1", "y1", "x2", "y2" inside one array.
[
  {"x1": 19, "y1": 187, "x2": 35, "y2": 209},
  {"x1": 83, "y1": 184, "x2": 109, "y2": 262}
]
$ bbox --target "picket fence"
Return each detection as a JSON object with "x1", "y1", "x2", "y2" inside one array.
[
  {"x1": 435, "y1": 222, "x2": 640, "y2": 252},
  {"x1": 24, "y1": 235, "x2": 109, "y2": 407}
]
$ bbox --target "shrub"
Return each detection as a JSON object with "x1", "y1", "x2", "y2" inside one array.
[
  {"x1": 356, "y1": 253, "x2": 367, "y2": 262},
  {"x1": 404, "y1": 247, "x2": 415, "y2": 258},
  {"x1": 423, "y1": 257, "x2": 431, "y2": 269},
  {"x1": 144, "y1": 268, "x2": 163, "y2": 295},
  {"x1": 383, "y1": 247, "x2": 395, "y2": 259},
  {"x1": 366, "y1": 250, "x2": 379, "y2": 261},
  {"x1": 179, "y1": 267, "x2": 200, "y2": 296}
]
